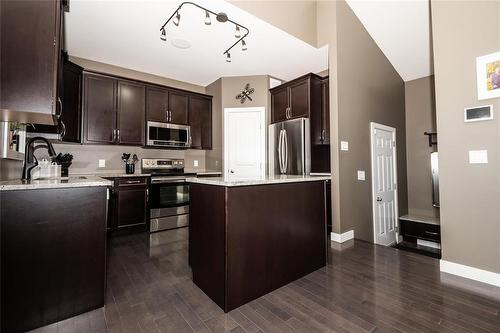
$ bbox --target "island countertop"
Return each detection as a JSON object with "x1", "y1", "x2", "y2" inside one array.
[
  {"x1": 187, "y1": 174, "x2": 331, "y2": 187},
  {"x1": 0, "y1": 176, "x2": 113, "y2": 191}
]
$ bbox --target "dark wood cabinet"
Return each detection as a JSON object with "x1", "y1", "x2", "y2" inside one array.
[
  {"x1": 83, "y1": 73, "x2": 117, "y2": 144},
  {"x1": 117, "y1": 80, "x2": 145, "y2": 145},
  {"x1": 270, "y1": 73, "x2": 321, "y2": 124},
  {"x1": 271, "y1": 86, "x2": 289, "y2": 123},
  {"x1": 312, "y1": 77, "x2": 330, "y2": 145},
  {"x1": 189, "y1": 95, "x2": 212, "y2": 150},
  {"x1": 0, "y1": 186, "x2": 108, "y2": 332},
  {"x1": 169, "y1": 92, "x2": 189, "y2": 125},
  {"x1": 60, "y1": 55, "x2": 83, "y2": 143},
  {"x1": 146, "y1": 86, "x2": 169, "y2": 123},
  {"x1": 107, "y1": 177, "x2": 149, "y2": 231},
  {"x1": 0, "y1": 0, "x2": 63, "y2": 125}
]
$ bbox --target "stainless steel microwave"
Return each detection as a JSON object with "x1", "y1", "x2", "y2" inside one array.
[{"x1": 146, "y1": 121, "x2": 191, "y2": 148}]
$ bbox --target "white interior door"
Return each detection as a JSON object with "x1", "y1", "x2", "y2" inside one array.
[
  {"x1": 224, "y1": 107, "x2": 265, "y2": 179},
  {"x1": 370, "y1": 122, "x2": 399, "y2": 246}
]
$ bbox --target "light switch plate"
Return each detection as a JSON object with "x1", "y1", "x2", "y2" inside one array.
[
  {"x1": 357, "y1": 170, "x2": 366, "y2": 181},
  {"x1": 469, "y1": 150, "x2": 488, "y2": 164},
  {"x1": 98, "y1": 159, "x2": 106, "y2": 168},
  {"x1": 194, "y1": 160, "x2": 199, "y2": 167},
  {"x1": 341, "y1": 141, "x2": 349, "y2": 151}
]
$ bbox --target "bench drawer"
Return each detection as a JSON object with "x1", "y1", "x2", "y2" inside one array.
[{"x1": 401, "y1": 220, "x2": 440, "y2": 242}]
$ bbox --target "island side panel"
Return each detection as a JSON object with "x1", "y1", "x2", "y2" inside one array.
[
  {"x1": 225, "y1": 181, "x2": 327, "y2": 311},
  {"x1": 0, "y1": 187, "x2": 107, "y2": 332},
  {"x1": 189, "y1": 183, "x2": 227, "y2": 310}
]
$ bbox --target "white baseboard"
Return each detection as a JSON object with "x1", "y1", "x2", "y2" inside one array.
[
  {"x1": 440, "y1": 260, "x2": 500, "y2": 287},
  {"x1": 331, "y1": 230, "x2": 354, "y2": 243}
]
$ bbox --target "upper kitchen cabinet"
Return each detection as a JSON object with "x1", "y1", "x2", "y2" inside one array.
[
  {"x1": 117, "y1": 80, "x2": 145, "y2": 145},
  {"x1": 189, "y1": 95, "x2": 212, "y2": 150},
  {"x1": 0, "y1": 0, "x2": 64, "y2": 125},
  {"x1": 83, "y1": 73, "x2": 117, "y2": 144},
  {"x1": 312, "y1": 76, "x2": 330, "y2": 145},
  {"x1": 270, "y1": 73, "x2": 322, "y2": 124},
  {"x1": 59, "y1": 55, "x2": 84, "y2": 143},
  {"x1": 83, "y1": 73, "x2": 145, "y2": 146},
  {"x1": 146, "y1": 87, "x2": 188, "y2": 125}
]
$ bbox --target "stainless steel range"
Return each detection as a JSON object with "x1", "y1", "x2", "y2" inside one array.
[{"x1": 142, "y1": 158, "x2": 194, "y2": 232}]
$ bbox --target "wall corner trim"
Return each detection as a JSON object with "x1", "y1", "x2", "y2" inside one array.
[
  {"x1": 440, "y1": 260, "x2": 500, "y2": 287},
  {"x1": 331, "y1": 230, "x2": 354, "y2": 243}
]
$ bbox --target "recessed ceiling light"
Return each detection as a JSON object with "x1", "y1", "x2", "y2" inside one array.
[{"x1": 171, "y1": 38, "x2": 191, "y2": 49}]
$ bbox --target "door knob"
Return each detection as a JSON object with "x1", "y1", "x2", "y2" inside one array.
[
  {"x1": 229, "y1": 170, "x2": 235, "y2": 174},
  {"x1": 376, "y1": 197, "x2": 382, "y2": 202}
]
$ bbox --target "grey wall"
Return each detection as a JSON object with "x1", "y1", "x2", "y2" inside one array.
[
  {"x1": 335, "y1": 0, "x2": 408, "y2": 241},
  {"x1": 205, "y1": 75, "x2": 270, "y2": 173},
  {"x1": 431, "y1": 0, "x2": 500, "y2": 273},
  {"x1": 405, "y1": 76, "x2": 439, "y2": 218}
]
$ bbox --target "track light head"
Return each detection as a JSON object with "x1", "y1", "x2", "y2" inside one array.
[
  {"x1": 173, "y1": 11, "x2": 181, "y2": 26},
  {"x1": 241, "y1": 39, "x2": 247, "y2": 51},
  {"x1": 205, "y1": 10, "x2": 211, "y2": 25},
  {"x1": 226, "y1": 52, "x2": 231, "y2": 63},
  {"x1": 160, "y1": 28, "x2": 167, "y2": 41},
  {"x1": 235, "y1": 25, "x2": 241, "y2": 38}
]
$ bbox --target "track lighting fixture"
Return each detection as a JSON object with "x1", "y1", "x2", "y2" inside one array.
[
  {"x1": 160, "y1": 28, "x2": 167, "y2": 41},
  {"x1": 205, "y1": 10, "x2": 211, "y2": 25},
  {"x1": 173, "y1": 11, "x2": 181, "y2": 26},
  {"x1": 160, "y1": 2, "x2": 249, "y2": 62}
]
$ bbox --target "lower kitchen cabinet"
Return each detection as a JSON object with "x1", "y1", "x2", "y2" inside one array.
[
  {"x1": 0, "y1": 186, "x2": 108, "y2": 332},
  {"x1": 107, "y1": 177, "x2": 149, "y2": 232}
]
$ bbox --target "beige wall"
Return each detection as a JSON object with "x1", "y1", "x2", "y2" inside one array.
[
  {"x1": 229, "y1": 0, "x2": 318, "y2": 47},
  {"x1": 405, "y1": 76, "x2": 439, "y2": 218},
  {"x1": 69, "y1": 56, "x2": 206, "y2": 94},
  {"x1": 205, "y1": 75, "x2": 270, "y2": 173},
  {"x1": 334, "y1": 0, "x2": 408, "y2": 241},
  {"x1": 431, "y1": 0, "x2": 500, "y2": 273}
]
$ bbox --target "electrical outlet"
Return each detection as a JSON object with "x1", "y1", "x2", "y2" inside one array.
[
  {"x1": 341, "y1": 141, "x2": 349, "y2": 151},
  {"x1": 469, "y1": 150, "x2": 488, "y2": 164},
  {"x1": 194, "y1": 160, "x2": 199, "y2": 167},
  {"x1": 357, "y1": 170, "x2": 366, "y2": 181},
  {"x1": 98, "y1": 159, "x2": 106, "y2": 168},
  {"x1": 215, "y1": 160, "x2": 219, "y2": 166}
]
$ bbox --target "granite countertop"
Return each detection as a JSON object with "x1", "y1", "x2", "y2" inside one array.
[
  {"x1": 187, "y1": 174, "x2": 331, "y2": 187},
  {"x1": 0, "y1": 176, "x2": 113, "y2": 191}
]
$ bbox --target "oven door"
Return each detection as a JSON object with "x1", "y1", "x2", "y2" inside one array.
[
  {"x1": 147, "y1": 121, "x2": 191, "y2": 148},
  {"x1": 150, "y1": 180, "x2": 189, "y2": 210}
]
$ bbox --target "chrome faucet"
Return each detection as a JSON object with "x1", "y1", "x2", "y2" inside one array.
[{"x1": 22, "y1": 137, "x2": 57, "y2": 180}]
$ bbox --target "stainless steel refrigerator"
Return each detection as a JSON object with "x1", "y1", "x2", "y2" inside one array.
[{"x1": 269, "y1": 117, "x2": 311, "y2": 175}]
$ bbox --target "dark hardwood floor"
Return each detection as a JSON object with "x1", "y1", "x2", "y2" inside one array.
[{"x1": 30, "y1": 228, "x2": 500, "y2": 333}]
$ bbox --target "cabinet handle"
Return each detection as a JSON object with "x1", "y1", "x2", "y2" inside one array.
[
  {"x1": 60, "y1": 120, "x2": 66, "y2": 139},
  {"x1": 125, "y1": 180, "x2": 142, "y2": 184},
  {"x1": 169, "y1": 110, "x2": 172, "y2": 122},
  {"x1": 57, "y1": 97, "x2": 63, "y2": 119},
  {"x1": 146, "y1": 188, "x2": 149, "y2": 202},
  {"x1": 321, "y1": 129, "x2": 326, "y2": 142},
  {"x1": 112, "y1": 129, "x2": 116, "y2": 142},
  {"x1": 166, "y1": 110, "x2": 169, "y2": 122},
  {"x1": 289, "y1": 106, "x2": 292, "y2": 118},
  {"x1": 117, "y1": 129, "x2": 120, "y2": 142},
  {"x1": 425, "y1": 231, "x2": 439, "y2": 235}
]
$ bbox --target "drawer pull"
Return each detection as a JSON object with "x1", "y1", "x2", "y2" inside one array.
[
  {"x1": 125, "y1": 180, "x2": 142, "y2": 184},
  {"x1": 425, "y1": 231, "x2": 439, "y2": 235}
]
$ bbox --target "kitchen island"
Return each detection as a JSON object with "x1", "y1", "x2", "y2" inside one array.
[
  {"x1": 188, "y1": 175, "x2": 330, "y2": 312},
  {"x1": 0, "y1": 176, "x2": 112, "y2": 332}
]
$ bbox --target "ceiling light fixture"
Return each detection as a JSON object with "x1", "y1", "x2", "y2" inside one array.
[
  {"x1": 160, "y1": 28, "x2": 167, "y2": 41},
  {"x1": 173, "y1": 11, "x2": 181, "y2": 26},
  {"x1": 160, "y1": 2, "x2": 249, "y2": 62},
  {"x1": 204, "y1": 10, "x2": 211, "y2": 25}
]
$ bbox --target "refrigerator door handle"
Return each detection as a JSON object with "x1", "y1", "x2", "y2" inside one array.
[
  {"x1": 278, "y1": 129, "x2": 284, "y2": 173},
  {"x1": 283, "y1": 129, "x2": 288, "y2": 173}
]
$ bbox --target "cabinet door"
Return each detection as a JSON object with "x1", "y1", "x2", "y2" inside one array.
[
  {"x1": 146, "y1": 86, "x2": 169, "y2": 123},
  {"x1": 60, "y1": 59, "x2": 83, "y2": 143},
  {"x1": 321, "y1": 80, "x2": 330, "y2": 145},
  {"x1": 289, "y1": 79, "x2": 310, "y2": 119},
  {"x1": 271, "y1": 86, "x2": 288, "y2": 123},
  {"x1": 0, "y1": 0, "x2": 62, "y2": 123},
  {"x1": 117, "y1": 80, "x2": 145, "y2": 145},
  {"x1": 169, "y1": 91, "x2": 189, "y2": 125},
  {"x1": 116, "y1": 187, "x2": 148, "y2": 228},
  {"x1": 189, "y1": 96, "x2": 212, "y2": 149},
  {"x1": 83, "y1": 74, "x2": 116, "y2": 144}
]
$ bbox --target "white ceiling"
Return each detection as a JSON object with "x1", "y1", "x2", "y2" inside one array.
[
  {"x1": 346, "y1": 0, "x2": 433, "y2": 82},
  {"x1": 66, "y1": 0, "x2": 328, "y2": 87}
]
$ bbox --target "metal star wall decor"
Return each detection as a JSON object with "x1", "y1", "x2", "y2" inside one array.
[{"x1": 235, "y1": 83, "x2": 255, "y2": 104}]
